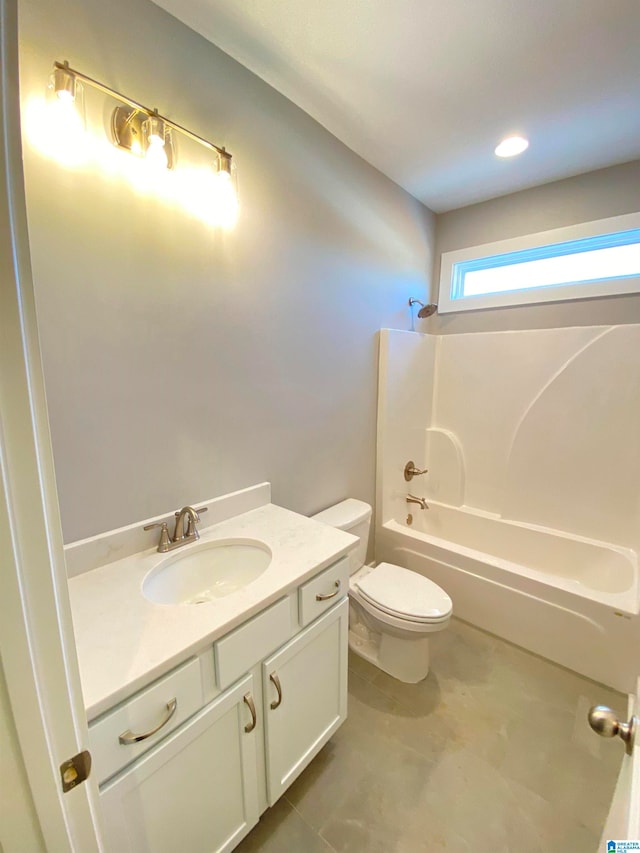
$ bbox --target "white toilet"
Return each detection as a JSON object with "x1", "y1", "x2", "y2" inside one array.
[{"x1": 312, "y1": 499, "x2": 452, "y2": 683}]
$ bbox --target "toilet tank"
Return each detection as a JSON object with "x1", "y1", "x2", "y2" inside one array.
[{"x1": 311, "y1": 499, "x2": 372, "y2": 575}]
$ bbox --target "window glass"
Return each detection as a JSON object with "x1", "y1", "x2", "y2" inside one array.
[
  {"x1": 455, "y1": 231, "x2": 640, "y2": 299},
  {"x1": 438, "y1": 214, "x2": 640, "y2": 314}
]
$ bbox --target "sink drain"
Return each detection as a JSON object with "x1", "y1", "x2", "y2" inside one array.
[{"x1": 185, "y1": 591, "x2": 215, "y2": 605}]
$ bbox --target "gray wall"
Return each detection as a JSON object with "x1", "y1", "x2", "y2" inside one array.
[
  {"x1": 425, "y1": 159, "x2": 640, "y2": 334},
  {"x1": 19, "y1": 0, "x2": 435, "y2": 542}
]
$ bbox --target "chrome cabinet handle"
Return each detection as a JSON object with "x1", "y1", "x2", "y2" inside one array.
[
  {"x1": 118, "y1": 698, "x2": 177, "y2": 745},
  {"x1": 316, "y1": 580, "x2": 341, "y2": 602},
  {"x1": 243, "y1": 693, "x2": 257, "y2": 733},
  {"x1": 269, "y1": 672, "x2": 283, "y2": 710}
]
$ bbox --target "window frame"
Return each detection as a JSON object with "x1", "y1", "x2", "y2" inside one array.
[{"x1": 438, "y1": 211, "x2": 640, "y2": 314}]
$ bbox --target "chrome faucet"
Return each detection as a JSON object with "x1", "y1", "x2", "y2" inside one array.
[
  {"x1": 173, "y1": 506, "x2": 202, "y2": 541},
  {"x1": 406, "y1": 494, "x2": 429, "y2": 510},
  {"x1": 144, "y1": 505, "x2": 208, "y2": 553}
]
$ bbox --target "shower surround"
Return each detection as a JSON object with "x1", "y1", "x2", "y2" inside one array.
[{"x1": 375, "y1": 327, "x2": 640, "y2": 691}]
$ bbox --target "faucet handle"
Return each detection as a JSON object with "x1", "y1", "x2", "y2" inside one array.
[
  {"x1": 143, "y1": 521, "x2": 171, "y2": 552},
  {"x1": 190, "y1": 507, "x2": 208, "y2": 534},
  {"x1": 404, "y1": 461, "x2": 428, "y2": 482}
]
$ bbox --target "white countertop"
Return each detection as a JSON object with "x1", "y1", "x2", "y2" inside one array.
[{"x1": 68, "y1": 503, "x2": 356, "y2": 719}]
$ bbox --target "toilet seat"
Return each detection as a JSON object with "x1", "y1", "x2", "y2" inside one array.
[{"x1": 354, "y1": 563, "x2": 452, "y2": 624}]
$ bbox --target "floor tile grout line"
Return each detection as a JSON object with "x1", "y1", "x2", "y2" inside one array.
[{"x1": 284, "y1": 795, "x2": 339, "y2": 852}]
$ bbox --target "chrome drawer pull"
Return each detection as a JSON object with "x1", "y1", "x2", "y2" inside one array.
[
  {"x1": 269, "y1": 672, "x2": 283, "y2": 710},
  {"x1": 316, "y1": 580, "x2": 341, "y2": 602},
  {"x1": 118, "y1": 698, "x2": 177, "y2": 745},
  {"x1": 243, "y1": 693, "x2": 257, "y2": 733}
]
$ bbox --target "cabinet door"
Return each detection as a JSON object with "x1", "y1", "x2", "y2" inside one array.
[
  {"x1": 100, "y1": 674, "x2": 259, "y2": 853},
  {"x1": 262, "y1": 598, "x2": 348, "y2": 804}
]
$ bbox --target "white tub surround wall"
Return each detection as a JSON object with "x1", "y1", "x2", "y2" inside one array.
[
  {"x1": 376, "y1": 328, "x2": 640, "y2": 691},
  {"x1": 378, "y1": 326, "x2": 640, "y2": 555},
  {"x1": 375, "y1": 329, "x2": 436, "y2": 529}
]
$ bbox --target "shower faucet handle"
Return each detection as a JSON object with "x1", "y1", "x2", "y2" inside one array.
[{"x1": 404, "y1": 461, "x2": 428, "y2": 481}]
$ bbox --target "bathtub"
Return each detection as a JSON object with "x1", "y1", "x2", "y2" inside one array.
[{"x1": 375, "y1": 501, "x2": 640, "y2": 692}]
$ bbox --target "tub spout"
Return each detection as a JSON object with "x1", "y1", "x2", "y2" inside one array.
[{"x1": 406, "y1": 494, "x2": 429, "y2": 510}]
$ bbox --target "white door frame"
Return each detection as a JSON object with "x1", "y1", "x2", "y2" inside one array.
[{"x1": 0, "y1": 0, "x2": 102, "y2": 848}]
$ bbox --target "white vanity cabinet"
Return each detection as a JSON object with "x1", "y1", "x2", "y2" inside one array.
[
  {"x1": 94, "y1": 558, "x2": 350, "y2": 853},
  {"x1": 100, "y1": 674, "x2": 259, "y2": 853},
  {"x1": 262, "y1": 600, "x2": 348, "y2": 804}
]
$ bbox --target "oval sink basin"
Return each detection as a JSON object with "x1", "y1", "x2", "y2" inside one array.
[{"x1": 143, "y1": 538, "x2": 272, "y2": 605}]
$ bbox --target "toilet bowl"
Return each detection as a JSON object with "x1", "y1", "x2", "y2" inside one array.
[{"x1": 311, "y1": 499, "x2": 452, "y2": 683}]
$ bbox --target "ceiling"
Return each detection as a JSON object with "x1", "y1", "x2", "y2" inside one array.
[{"x1": 151, "y1": 0, "x2": 640, "y2": 212}]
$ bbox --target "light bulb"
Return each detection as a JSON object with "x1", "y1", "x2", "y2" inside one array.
[
  {"x1": 56, "y1": 88, "x2": 75, "y2": 104},
  {"x1": 211, "y1": 156, "x2": 239, "y2": 228},
  {"x1": 146, "y1": 135, "x2": 168, "y2": 171},
  {"x1": 40, "y1": 69, "x2": 87, "y2": 166},
  {"x1": 143, "y1": 115, "x2": 169, "y2": 171}
]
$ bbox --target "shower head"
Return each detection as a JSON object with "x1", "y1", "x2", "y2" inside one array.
[{"x1": 408, "y1": 298, "x2": 438, "y2": 318}]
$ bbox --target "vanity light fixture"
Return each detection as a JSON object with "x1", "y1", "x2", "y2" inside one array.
[
  {"x1": 53, "y1": 63, "x2": 77, "y2": 102},
  {"x1": 48, "y1": 61, "x2": 86, "y2": 138},
  {"x1": 49, "y1": 60, "x2": 238, "y2": 220}
]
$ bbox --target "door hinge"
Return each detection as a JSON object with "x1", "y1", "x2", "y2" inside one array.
[{"x1": 60, "y1": 750, "x2": 92, "y2": 793}]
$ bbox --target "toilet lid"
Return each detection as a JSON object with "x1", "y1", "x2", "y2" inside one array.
[{"x1": 355, "y1": 563, "x2": 452, "y2": 622}]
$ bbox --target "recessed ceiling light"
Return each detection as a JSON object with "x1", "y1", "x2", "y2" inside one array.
[{"x1": 495, "y1": 136, "x2": 529, "y2": 158}]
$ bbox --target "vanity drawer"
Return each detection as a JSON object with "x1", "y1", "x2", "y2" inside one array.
[
  {"x1": 89, "y1": 657, "x2": 203, "y2": 785},
  {"x1": 215, "y1": 597, "x2": 292, "y2": 690},
  {"x1": 298, "y1": 557, "x2": 349, "y2": 627}
]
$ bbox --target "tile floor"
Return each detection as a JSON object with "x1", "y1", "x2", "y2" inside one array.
[{"x1": 237, "y1": 618, "x2": 625, "y2": 852}]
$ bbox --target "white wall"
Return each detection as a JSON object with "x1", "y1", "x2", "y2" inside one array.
[
  {"x1": 375, "y1": 329, "x2": 436, "y2": 528},
  {"x1": 379, "y1": 327, "x2": 640, "y2": 551},
  {"x1": 18, "y1": 0, "x2": 435, "y2": 542}
]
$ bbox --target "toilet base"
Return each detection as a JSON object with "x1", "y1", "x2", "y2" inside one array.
[{"x1": 348, "y1": 621, "x2": 431, "y2": 684}]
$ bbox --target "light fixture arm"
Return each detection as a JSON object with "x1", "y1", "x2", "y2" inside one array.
[{"x1": 53, "y1": 60, "x2": 232, "y2": 161}]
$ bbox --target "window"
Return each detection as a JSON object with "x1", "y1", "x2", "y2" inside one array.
[{"x1": 438, "y1": 212, "x2": 640, "y2": 313}]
